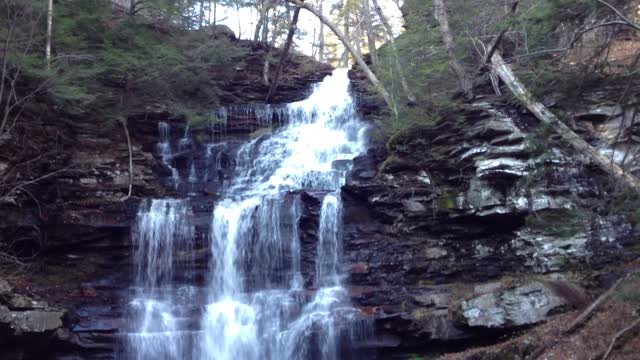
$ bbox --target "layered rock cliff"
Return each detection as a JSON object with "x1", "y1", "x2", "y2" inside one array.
[
  {"x1": 342, "y1": 70, "x2": 640, "y2": 357},
  {"x1": 0, "y1": 38, "x2": 638, "y2": 360},
  {"x1": 0, "y1": 39, "x2": 332, "y2": 358}
]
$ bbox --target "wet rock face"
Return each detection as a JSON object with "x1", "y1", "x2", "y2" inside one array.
[
  {"x1": 0, "y1": 279, "x2": 66, "y2": 344},
  {"x1": 459, "y1": 282, "x2": 567, "y2": 329},
  {"x1": 342, "y1": 95, "x2": 637, "y2": 350},
  {"x1": 0, "y1": 43, "x2": 333, "y2": 358}
]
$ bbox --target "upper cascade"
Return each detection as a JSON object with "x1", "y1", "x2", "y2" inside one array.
[{"x1": 125, "y1": 68, "x2": 371, "y2": 360}]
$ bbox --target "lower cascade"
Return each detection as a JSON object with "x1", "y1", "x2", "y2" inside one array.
[{"x1": 124, "y1": 69, "x2": 371, "y2": 359}]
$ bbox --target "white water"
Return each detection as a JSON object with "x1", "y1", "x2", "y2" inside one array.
[
  {"x1": 200, "y1": 68, "x2": 367, "y2": 360},
  {"x1": 127, "y1": 68, "x2": 369, "y2": 359},
  {"x1": 127, "y1": 199, "x2": 196, "y2": 359}
]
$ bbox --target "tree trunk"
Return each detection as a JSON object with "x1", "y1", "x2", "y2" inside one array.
[
  {"x1": 318, "y1": 0, "x2": 324, "y2": 62},
  {"x1": 362, "y1": 0, "x2": 378, "y2": 66},
  {"x1": 354, "y1": 19, "x2": 362, "y2": 57},
  {"x1": 46, "y1": 0, "x2": 52, "y2": 70},
  {"x1": 433, "y1": 0, "x2": 474, "y2": 99},
  {"x1": 236, "y1": 4, "x2": 242, "y2": 38},
  {"x1": 491, "y1": 51, "x2": 640, "y2": 191},
  {"x1": 199, "y1": 0, "x2": 206, "y2": 29},
  {"x1": 371, "y1": 0, "x2": 416, "y2": 105},
  {"x1": 342, "y1": 6, "x2": 350, "y2": 67},
  {"x1": 120, "y1": 119, "x2": 134, "y2": 201},
  {"x1": 265, "y1": 6, "x2": 301, "y2": 102},
  {"x1": 285, "y1": 0, "x2": 396, "y2": 115},
  {"x1": 261, "y1": 8, "x2": 270, "y2": 41},
  {"x1": 263, "y1": 13, "x2": 281, "y2": 85},
  {"x1": 254, "y1": 0, "x2": 273, "y2": 42}
]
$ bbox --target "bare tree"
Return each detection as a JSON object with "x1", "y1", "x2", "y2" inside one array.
[
  {"x1": 371, "y1": 0, "x2": 416, "y2": 105},
  {"x1": 254, "y1": 0, "x2": 274, "y2": 41},
  {"x1": 285, "y1": 0, "x2": 396, "y2": 114},
  {"x1": 361, "y1": 0, "x2": 378, "y2": 66},
  {"x1": 318, "y1": 0, "x2": 325, "y2": 62},
  {"x1": 1, "y1": 1, "x2": 49, "y2": 142},
  {"x1": 433, "y1": 0, "x2": 474, "y2": 99},
  {"x1": 129, "y1": 0, "x2": 144, "y2": 16},
  {"x1": 342, "y1": 0, "x2": 351, "y2": 67},
  {"x1": 265, "y1": 5, "x2": 302, "y2": 102},
  {"x1": 45, "y1": 0, "x2": 52, "y2": 70},
  {"x1": 597, "y1": 0, "x2": 640, "y2": 31},
  {"x1": 490, "y1": 50, "x2": 640, "y2": 191},
  {"x1": 120, "y1": 118, "x2": 134, "y2": 201}
]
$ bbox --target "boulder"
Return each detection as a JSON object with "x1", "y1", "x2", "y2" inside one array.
[{"x1": 459, "y1": 281, "x2": 568, "y2": 329}]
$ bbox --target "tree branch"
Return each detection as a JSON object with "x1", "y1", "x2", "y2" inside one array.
[
  {"x1": 284, "y1": 0, "x2": 396, "y2": 115},
  {"x1": 601, "y1": 317, "x2": 640, "y2": 359},
  {"x1": 597, "y1": 0, "x2": 640, "y2": 32}
]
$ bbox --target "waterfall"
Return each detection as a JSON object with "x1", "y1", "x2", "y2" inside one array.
[
  {"x1": 126, "y1": 199, "x2": 196, "y2": 359},
  {"x1": 200, "y1": 68, "x2": 367, "y2": 360},
  {"x1": 157, "y1": 122, "x2": 181, "y2": 188},
  {"x1": 125, "y1": 68, "x2": 369, "y2": 359}
]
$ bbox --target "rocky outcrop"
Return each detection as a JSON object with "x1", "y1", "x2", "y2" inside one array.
[
  {"x1": 0, "y1": 279, "x2": 68, "y2": 356},
  {"x1": 219, "y1": 41, "x2": 333, "y2": 104},
  {"x1": 0, "y1": 40, "x2": 332, "y2": 359},
  {"x1": 459, "y1": 281, "x2": 569, "y2": 329},
  {"x1": 341, "y1": 94, "x2": 638, "y2": 352}
]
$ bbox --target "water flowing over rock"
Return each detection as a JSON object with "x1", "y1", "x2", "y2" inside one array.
[
  {"x1": 122, "y1": 69, "x2": 371, "y2": 359},
  {"x1": 125, "y1": 199, "x2": 196, "y2": 359}
]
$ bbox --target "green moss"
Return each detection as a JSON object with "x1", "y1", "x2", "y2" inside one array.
[
  {"x1": 249, "y1": 127, "x2": 273, "y2": 139},
  {"x1": 525, "y1": 209, "x2": 591, "y2": 238},
  {"x1": 6, "y1": 0, "x2": 247, "y2": 121},
  {"x1": 436, "y1": 191, "x2": 458, "y2": 212},
  {"x1": 378, "y1": 155, "x2": 400, "y2": 174},
  {"x1": 411, "y1": 308, "x2": 430, "y2": 321},
  {"x1": 604, "y1": 188, "x2": 640, "y2": 226},
  {"x1": 614, "y1": 275, "x2": 640, "y2": 304}
]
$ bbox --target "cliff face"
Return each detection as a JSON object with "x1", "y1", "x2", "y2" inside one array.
[
  {"x1": 0, "y1": 40, "x2": 332, "y2": 358},
  {"x1": 0, "y1": 40, "x2": 638, "y2": 358},
  {"x1": 341, "y1": 70, "x2": 640, "y2": 356}
]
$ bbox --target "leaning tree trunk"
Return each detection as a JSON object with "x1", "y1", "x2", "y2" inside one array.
[
  {"x1": 371, "y1": 0, "x2": 416, "y2": 105},
  {"x1": 433, "y1": 0, "x2": 474, "y2": 99},
  {"x1": 362, "y1": 0, "x2": 378, "y2": 66},
  {"x1": 491, "y1": 51, "x2": 640, "y2": 191},
  {"x1": 285, "y1": 0, "x2": 396, "y2": 115},
  {"x1": 265, "y1": 6, "x2": 301, "y2": 102}
]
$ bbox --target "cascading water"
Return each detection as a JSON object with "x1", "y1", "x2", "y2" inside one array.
[
  {"x1": 201, "y1": 68, "x2": 368, "y2": 360},
  {"x1": 126, "y1": 199, "x2": 196, "y2": 359},
  {"x1": 157, "y1": 122, "x2": 181, "y2": 188},
  {"x1": 125, "y1": 68, "x2": 370, "y2": 359}
]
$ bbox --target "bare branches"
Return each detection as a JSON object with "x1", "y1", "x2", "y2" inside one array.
[
  {"x1": 265, "y1": 5, "x2": 301, "y2": 103},
  {"x1": 285, "y1": 0, "x2": 396, "y2": 115},
  {"x1": 483, "y1": 1, "x2": 520, "y2": 65},
  {"x1": 371, "y1": 0, "x2": 416, "y2": 105},
  {"x1": 0, "y1": 0, "x2": 49, "y2": 141},
  {"x1": 433, "y1": 0, "x2": 474, "y2": 99},
  {"x1": 490, "y1": 51, "x2": 640, "y2": 191},
  {"x1": 0, "y1": 166, "x2": 74, "y2": 204},
  {"x1": 564, "y1": 270, "x2": 640, "y2": 334},
  {"x1": 45, "y1": 0, "x2": 52, "y2": 70},
  {"x1": 597, "y1": 0, "x2": 640, "y2": 32},
  {"x1": 601, "y1": 316, "x2": 640, "y2": 359},
  {"x1": 120, "y1": 119, "x2": 133, "y2": 201}
]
